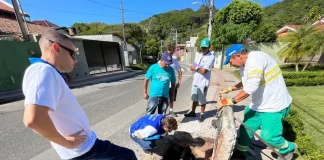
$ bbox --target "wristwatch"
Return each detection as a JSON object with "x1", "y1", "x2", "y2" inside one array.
[{"x1": 231, "y1": 97, "x2": 237, "y2": 104}]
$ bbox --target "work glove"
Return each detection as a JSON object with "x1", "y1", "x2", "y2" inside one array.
[
  {"x1": 220, "y1": 87, "x2": 232, "y2": 94},
  {"x1": 217, "y1": 98, "x2": 234, "y2": 110}
]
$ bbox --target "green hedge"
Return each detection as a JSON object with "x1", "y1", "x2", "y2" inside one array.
[
  {"x1": 283, "y1": 72, "x2": 324, "y2": 79},
  {"x1": 280, "y1": 63, "x2": 324, "y2": 70},
  {"x1": 283, "y1": 108, "x2": 324, "y2": 160},
  {"x1": 283, "y1": 72, "x2": 324, "y2": 86},
  {"x1": 285, "y1": 77, "x2": 324, "y2": 86},
  {"x1": 128, "y1": 63, "x2": 149, "y2": 71}
]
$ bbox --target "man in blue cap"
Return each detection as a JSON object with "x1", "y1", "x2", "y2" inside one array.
[
  {"x1": 218, "y1": 44, "x2": 297, "y2": 160},
  {"x1": 144, "y1": 52, "x2": 176, "y2": 115},
  {"x1": 184, "y1": 38, "x2": 215, "y2": 122}
]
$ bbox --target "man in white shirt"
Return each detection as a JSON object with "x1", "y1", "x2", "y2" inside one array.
[
  {"x1": 22, "y1": 29, "x2": 136, "y2": 160},
  {"x1": 166, "y1": 44, "x2": 182, "y2": 117},
  {"x1": 184, "y1": 38, "x2": 215, "y2": 122},
  {"x1": 218, "y1": 44, "x2": 296, "y2": 160}
]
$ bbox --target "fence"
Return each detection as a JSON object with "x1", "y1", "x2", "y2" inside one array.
[{"x1": 0, "y1": 40, "x2": 41, "y2": 92}]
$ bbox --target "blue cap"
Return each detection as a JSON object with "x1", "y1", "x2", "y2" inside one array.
[
  {"x1": 223, "y1": 44, "x2": 245, "y2": 65},
  {"x1": 200, "y1": 38, "x2": 210, "y2": 48},
  {"x1": 161, "y1": 52, "x2": 173, "y2": 65}
]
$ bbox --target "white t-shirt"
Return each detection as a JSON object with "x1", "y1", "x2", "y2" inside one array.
[
  {"x1": 192, "y1": 52, "x2": 215, "y2": 87},
  {"x1": 240, "y1": 51, "x2": 292, "y2": 112},
  {"x1": 22, "y1": 63, "x2": 97, "y2": 159}
]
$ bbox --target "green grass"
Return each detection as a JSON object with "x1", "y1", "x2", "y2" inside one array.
[{"x1": 288, "y1": 86, "x2": 324, "y2": 152}]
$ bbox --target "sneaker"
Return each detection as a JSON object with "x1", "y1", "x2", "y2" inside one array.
[
  {"x1": 277, "y1": 143, "x2": 298, "y2": 160},
  {"x1": 169, "y1": 111, "x2": 178, "y2": 117},
  {"x1": 231, "y1": 150, "x2": 247, "y2": 160},
  {"x1": 184, "y1": 111, "x2": 196, "y2": 117},
  {"x1": 199, "y1": 114, "x2": 204, "y2": 122}
]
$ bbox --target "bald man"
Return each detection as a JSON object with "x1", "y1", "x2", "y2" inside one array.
[{"x1": 22, "y1": 30, "x2": 136, "y2": 160}]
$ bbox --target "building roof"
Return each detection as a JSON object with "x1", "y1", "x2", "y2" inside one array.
[
  {"x1": 312, "y1": 18, "x2": 324, "y2": 27},
  {"x1": 276, "y1": 25, "x2": 302, "y2": 34},
  {"x1": 0, "y1": 17, "x2": 50, "y2": 34},
  {"x1": 0, "y1": 0, "x2": 29, "y2": 17},
  {"x1": 32, "y1": 20, "x2": 59, "y2": 28}
]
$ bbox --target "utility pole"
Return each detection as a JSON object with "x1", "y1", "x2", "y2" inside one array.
[
  {"x1": 17, "y1": 0, "x2": 29, "y2": 34},
  {"x1": 171, "y1": 28, "x2": 178, "y2": 52},
  {"x1": 11, "y1": 0, "x2": 29, "y2": 41},
  {"x1": 207, "y1": 0, "x2": 214, "y2": 40},
  {"x1": 120, "y1": 2, "x2": 127, "y2": 51}
]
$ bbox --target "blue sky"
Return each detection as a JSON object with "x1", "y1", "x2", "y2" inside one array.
[{"x1": 11, "y1": 0, "x2": 282, "y2": 27}]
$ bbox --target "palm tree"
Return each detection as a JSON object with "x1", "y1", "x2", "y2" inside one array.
[
  {"x1": 278, "y1": 25, "x2": 317, "y2": 72},
  {"x1": 300, "y1": 29, "x2": 324, "y2": 71}
]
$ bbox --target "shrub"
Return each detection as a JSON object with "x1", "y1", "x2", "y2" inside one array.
[
  {"x1": 283, "y1": 72, "x2": 324, "y2": 79},
  {"x1": 280, "y1": 63, "x2": 324, "y2": 70},
  {"x1": 128, "y1": 63, "x2": 149, "y2": 71},
  {"x1": 284, "y1": 77, "x2": 324, "y2": 86},
  {"x1": 283, "y1": 108, "x2": 324, "y2": 160}
]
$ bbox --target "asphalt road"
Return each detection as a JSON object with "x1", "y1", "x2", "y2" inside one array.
[{"x1": 0, "y1": 66, "x2": 194, "y2": 160}]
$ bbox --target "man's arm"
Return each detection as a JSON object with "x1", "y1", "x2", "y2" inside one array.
[
  {"x1": 177, "y1": 70, "x2": 182, "y2": 88},
  {"x1": 143, "y1": 78, "x2": 149, "y2": 99},
  {"x1": 23, "y1": 105, "x2": 85, "y2": 149}
]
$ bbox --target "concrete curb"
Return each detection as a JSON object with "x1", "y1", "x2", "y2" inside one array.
[{"x1": 0, "y1": 70, "x2": 143, "y2": 104}]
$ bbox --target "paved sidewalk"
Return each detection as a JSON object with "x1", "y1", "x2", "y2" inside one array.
[{"x1": 0, "y1": 70, "x2": 142, "y2": 104}]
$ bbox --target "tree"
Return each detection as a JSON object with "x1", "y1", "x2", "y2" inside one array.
[
  {"x1": 212, "y1": 23, "x2": 254, "y2": 50},
  {"x1": 214, "y1": 0, "x2": 263, "y2": 26},
  {"x1": 278, "y1": 25, "x2": 317, "y2": 72},
  {"x1": 303, "y1": 6, "x2": 321, "y2": 23},
  {"x1": 143, "y1": 38, "x2": 160, "y2": 57},
  {"x1": 300, "y1": 29, "x2": 324, "y2": 71},
  {"x1": 211, "y1": 0, "x2": 263, "y2": 50},
  {"x1": 252, "y1": 24, "x2": 277, "y2": 43}
]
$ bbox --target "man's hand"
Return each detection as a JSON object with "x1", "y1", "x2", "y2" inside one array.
[
  {"x1": 136, "y1": 133, "x2": 143, "y2": 139},
  {"x1": 217, "y1": 98, "x2": 234, "y2": 110},
  {"x1": 64, "y1": 130, "x2": 87, "y2": 149},
  {"x1": 220, "y1": 87, "x2": 232, "y2": 94},
  {"x1": 144, "y1": 93, "x2": 149, "y2": 99}
]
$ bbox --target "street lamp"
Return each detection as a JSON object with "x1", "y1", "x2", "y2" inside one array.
[{"x1": 192, "y1": 2, "x2": 200, "y2": 5}]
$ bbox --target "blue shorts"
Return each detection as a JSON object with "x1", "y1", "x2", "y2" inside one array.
[{"x1": 191, "y1": 85, "x2": 208, "y2": 105}]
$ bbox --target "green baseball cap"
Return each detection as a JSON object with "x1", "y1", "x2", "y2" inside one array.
[{"x1": 200, "y1": 38, "x2": 210, "y2": 48}]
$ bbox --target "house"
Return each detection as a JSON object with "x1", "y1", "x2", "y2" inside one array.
[
  {"x1": 74, "y1": 34, "x2": 139, "y2": 67},
  {"x1": 312, "y1": 17, "x2": 324, "y2": 27},
  {"x1": 32, "y1": 20, "x2": 59, "y2": 28},
  {"x1": 277, "y1": 18, "x2": 324, "y2": 39},
  {"x1": 0, "y1": 0, "x2": 52, "y2": 39},
  {"x1": 276, "y1": 25, "x2": 302, "y2": 39}
]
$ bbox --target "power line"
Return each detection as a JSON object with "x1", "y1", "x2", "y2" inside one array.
[
  {"x1": 22, "y1": 4, "x2": 144, "y2": 21},
  {"x1": 22, "y1": 4, "x2": 118, "y2": 17},
  {"x1": 84, "y1": 0, "x2": 154, "y2": 15}
]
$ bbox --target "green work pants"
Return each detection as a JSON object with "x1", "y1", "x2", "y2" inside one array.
[{"x1": 237, "y1": 106, "x2": 295, "y2": 156}]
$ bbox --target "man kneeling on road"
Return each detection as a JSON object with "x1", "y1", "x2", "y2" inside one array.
[
  {"x1": 218, "y1": 44, "x2": 297, "y2": 160},
  {"x1": 184, "y1": 38, "x2": 215, "y2": 122},
  {"x1": 129, "y1": 114, "x2": 178, "y2": 153},
  {"x1": 144, "y1": 52, "x2": 176, "y2": 115},
  {"x1": 22, "y1": 29, "x2": 136, "y2": 160}
]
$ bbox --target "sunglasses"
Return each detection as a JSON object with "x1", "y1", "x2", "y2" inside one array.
[{"x1": 49, "y1": 40, "x2": 78, "y2": 59}]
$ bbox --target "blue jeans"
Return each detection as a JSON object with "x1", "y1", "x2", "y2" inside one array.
[
  {"x1": 146, "y1": 97, "x2": 169, "y2": 115},
  {"x1": 130, "y1": 135, "x2": 156, "y2": 150},
  {"x1": 71, "y1": 139, "x2": 137, "y2": 160}
]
